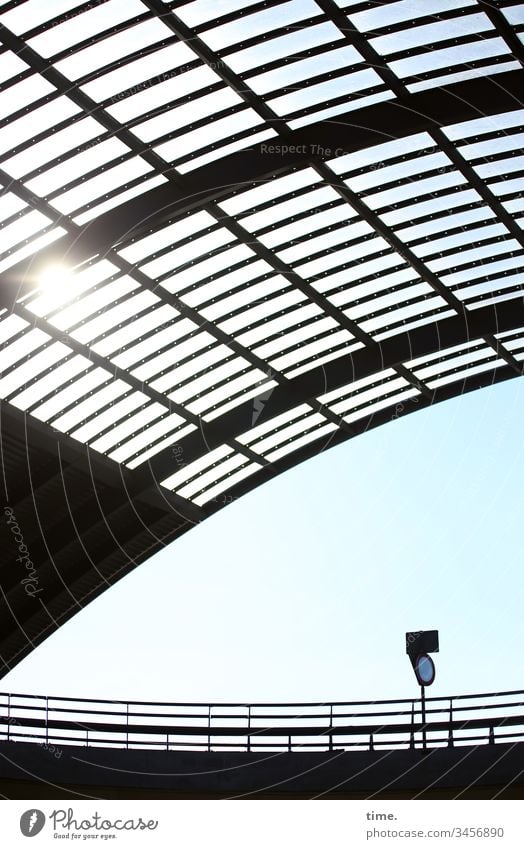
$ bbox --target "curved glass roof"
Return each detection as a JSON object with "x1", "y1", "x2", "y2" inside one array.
[{"x1": 0, "y1": 0, "x2": 523, "y2": 511}]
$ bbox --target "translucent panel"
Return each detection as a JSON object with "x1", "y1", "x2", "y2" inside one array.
[
  {"x1": 81, "y1": 41, "x2": 195, "y2": 101},
  {"x1": 204, "y1": 377, "x2": 278, "y2": 422},
  {"x1": 297, "y1": 235, "x2": 391, "y2": 279},
  {"x1": 200, "y1": 276, "x2": 287, "y2": 322},
  {"x1": 371, "y1": 13, "x2": 493, "y2": 56},
  {"x1": 271, "y1": 329, "x2": 351, "y2": 373},
  {"x1": 141, "y1": 228, "x2": 232, "y2": 279},
  {"x1": 256, "y1": 316, "x2": 338, "y2": 359},
  {"x1": 112, "y1": 318, "x2": 200, "y2": 371},
  {"x1": 253, "y1": 411, "x2": 324, "y2": 451},
  {"x1": 132, "y1": 84, "x2": 241, "y2": 143},
  {"x1": 72, "y1": 289, "x2": 160, "y2": 344},
  {"x1": 138, "y1": 334, "x2": 219, "y2": 386},
  {"x1": 0, "y1": 328, "x2": 49, "y2": 372},
  {"x1": 427, "y1": 358, "x2": 503, "y2": 390},
  {"x1": 89, "y1": 403, "x2": 166, "y2": 453},
  {"x1": 249, "y1": 45, "x2": 362, "y2": 95},
  {"x1": 28, "y1": 0, "x2": 147, "y2": 58},
  {"x1": 490, "y1": 176, "x2": 524, "y2": 197},
  {"x1": 178, "y1": 0, "x2": 262, "y2": 26},
  {"x1": 187, "y1": 368, "x2": 268, "y2": 415},
  {"x1": 444, "y1": 109, "x2": 524, "y2": 142},
  {"x1": 328, "y1": 377, "x2": 407, "y2": 415},
  {"x1": 26, "y1": 138, "x2": 131, "y2": 197},
  {"x1": 343, "y1": 388, "x2": 418, "y2": 424},
  {"x1": 0, "y1": 341, "x2": 69, "y2": 399},
  {"x1": 266, "y1": 421, "x2": 337, "y2": 462},
  {"x1": 238, "y1": 403, "x2": 311, "y2": 445},
  {"x1": 365, "y1": 171, "x2": 466, "y2": 211},
  {"x1": 155, "y1": 108, "x2": 263, "y2": 163},
  {"x1": 74, "y1": 172, "x2": 168, "y2": 226},
  {"x1": 319, "y1": 369, "x2": 395, "y2": 405},
  {"x1": 278, "y1": 220, "x2": 373, "y2": 265},
  {"x1": 427, "y1": 238, "x2": 520, "y2": 274},
  {"x1": 220, "y1": 167, "x2": 318, "y2": 216},
  {"x1": 178, "y1": 128, "x2": 279, "y2": 174},
  {"x1": 406, "y1": 339, "x2": 479, "y2": 369},
  {"x1": 0, "y1": 49, "x2": 27, "y2": 83},
  {"x1": 315, "y1": 252, "x2": 404, "y2": 294},
  {"x1": 462, "y1": 273, "x2": 523, "y2": 305},
  {"x1": 72, "y1": 391, "x2": 150, "y2": 444},
  {"x1": 0, "y1": 209, "x2": 52, "y2": 254},
  {"x1": 0, "y1": 226, "x2": 66, "y2": 274},
  {"x1": 92, "y1": 304, "x2": 179, "y2": 358},
  {"x1": 119, "y1": 210, "x2": 214, "y2": 264},
  {"x1": 459, "y1": 132, "x2": 524, "y2": 162},
  {"x1": 416, "y1": 223, "x2": 509, "y2": 259},
  {"x1": 415, "y1": 347, "x2": 495, "y2": 381},
  {"x1": 407, "y1": 61, "x2": 520, "y2": 93},
  {"x1": 109, "y1": 411, "x2": 186, "y2": 463},
  {"x1": 218, "y1": 290, "x2": 304, "y2": 335},
  {"x1": 344, "y1": 152, "x2": 451, "y2": 193},
  {"x1": 380, "y1": 188, "x2": 481, "y2": 228},
  {"x1": 0, "y1": 74, "x2": 55, "y2": 121},
  {"x1": 360, "y1": 296, "x2": 446, "y2": 335},
  {"x1": 203, "y1": 0, "x2": 321, "y2": 51},
  {"x1": 169, "y1": 357, "x2": 248, "y2": 404},
  {"x1": 55, "y1": 17, "x2": 175, "y2": 79},
  {"x1": 395, "y1": 206, "x2": 495, "y2": 243},
  {"x1": 165, "y1": 247, "x2": 261, "y2": 296},
  {"x1": 193, "y1": 463, "x2": 261, "y2": 506},
  {"x1": 441, "y1": 255, "x2": 524, "y2": 288},
  {"x1": 125, "y1": 422, "x2": 196, "y2": 469},
  {"x1": 287, "y1": 90, "x2": 394, "y2": 130},
  {"x1": 268, "y1": 68, "x2": 382, "y2": 116},
  {"x1": 12, "y1": 355, "x2": 90, "y2": 410},
  {"x1": 260, "y1": 204, "x2": 353, "y2": 248},
  {"x1": 475, "y1": 155, "x2": 524, "y2": 180},
  {"x1": 328, "y1": 132, "x2": 432, "y2": 175},
  {"x1": 2, "y1": 117, "x2": 102, "y2": 180},
  {"x1": 49, "y1": 277, "x2": 137, "y2": 331},
  {"x1": 286, "y1": 341, "x2": 363, "y2": 379},
  {"x1": 390, "y1": 37, "x2": 509, "y2": 79},
  {"x1": 503, "y1": 4, "x2": 524, "y2": 25},
  {"x1": 237, "y1": 303, "x2": 322, "y2": 348},
  {"x1": 0, "y1": 192, "x2": 26, "y2": 222},
  {"x1": 53, "y1": 380, "x2": 129, "y2": 433},
  {"x1": 242, "y1": 185, "x2": 340, "y2": 231},
  {"x1": 32, "y1": 368, "x2": 109, "y2": 423},
  {"x1": 349, "y1": 0, "x2": 476, "y2": 32},
  {"x1": 0, "y1": 0, "x2": 83, "y2": 33},
  {"x1": 227, "y1": 21, "x2": 343, "y2": 73},
  {"x1": 28, "y1": 259, "x2": 118, "y2": 316},
  {"x1": 0, "y1": 96, "x2": 79, "y2": 155},
  {"x1": 178, "y1": 454, "x2": 245, "y2": 499},
  {"x1": 51, "y1": 157, "x2": 152, "y2": 215},
  {"x1": 161, "y1": 444, "x2": 231, "y2": 491},
  {"x1": 108, "y1": 64, "x2": 221, "y2": 123},
  {"x1": 0, "y1": 312, "x2": 28, "y2": 344}
]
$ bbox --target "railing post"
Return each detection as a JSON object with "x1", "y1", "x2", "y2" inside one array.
[
  {"x1": 448, "y1": 698, "x2": 454, "y2": 747},
  {"x1": 409, "y1": 700, "x2": 415, "y2": 749}
]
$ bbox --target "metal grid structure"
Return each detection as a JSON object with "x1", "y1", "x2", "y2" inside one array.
[{"x1": 0, "y1": 0, "x2": 523, "y2": 670}]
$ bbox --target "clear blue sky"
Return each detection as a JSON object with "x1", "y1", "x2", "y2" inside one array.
[{"x1": 2, "y1": 377, "x2": 524, "y2": 704}]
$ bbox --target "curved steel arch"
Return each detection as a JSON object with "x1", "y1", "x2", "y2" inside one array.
[{"x1": 0, "y1": 1, "x2": 523, "y2": 673}]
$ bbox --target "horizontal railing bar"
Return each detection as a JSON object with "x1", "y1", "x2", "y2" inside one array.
[
  {"x1": 1, "y1": 689, "x2": 523, "y2": 710},
  {"x1": 1, "y1": 714, "x2": 523, "y2": 738}
]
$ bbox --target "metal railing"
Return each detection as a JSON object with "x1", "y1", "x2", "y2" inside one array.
[{"x1": 0, "y1": 689, "x2": 523, "y2": 753}]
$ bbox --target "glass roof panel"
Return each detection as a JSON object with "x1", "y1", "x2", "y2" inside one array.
[
  {"x1": 125, "y1": 422, "x2": 197, "y2": 469},
  {"x1": 0, "y1": 49, "x2": 27, "y2": 83},
  {"x1": 219, "y1": 167, "x2": 318, "y2": 216},
  {"x1": 155, "y1": 108, "x2": 264, "y2": 164},
  {"x1": 31, "y1": 367, "x2": 109, "y2": 423},
  {"x1": 0, "y1": 327, "x2": 50, "y2": 372},
  {"x1": 11, "y1": 354, "x2": 90, "y2": 411},
  {"x1": 48, "y1": 277, "x2": 138, "y2": 331},
  {"x1": 203, "y1": 0, "x2": 322, "y2": 51},
  {"x1": 141, "y1": 229, "x2": 232, "y2": 279},
  {"x1": 161, "y1": 444, "x2": 231, "y2": 492},
  {"x1": 503, "y1": 5, "x2": 524, "y2": 25},
  {"x1": 53, "y1": 379, "x2": 129, "y2": 433},
  {"x1": 264, "y1": 421, "x2": 337, "y2": 462},
  {"x1": 26, "y1": 137, "x2": 131, "y2": 197},
  {"x1": 0, "y1": 0, "x2": 83, "y2": 33},
  {"x1": 71, "y1": 390, "x2": 150, "y2": 444},
  {"x1": 0, "y1": 96, "x2": 80, "y2": 156},
  {"x1": 27, "y1": 0, "x2": 147, "y2": 58},
  {"x1": 0, "y1": 340, "x2": 69, "y2": 400},
  {"x1": 371, "y1": 12, "x2": 494, "y2": 56},
  {"x1": 72, "y1": 289, "x2": 160, "y2": 344},
  {"x1": 27, "y1": 259, "x2": 118, "y2": 317},
  {"x1": 0, "y1": 312, "x2": 28, "y2": 344},
  {"x1": 2, "y1": 116, "x2": 102, "y2": 180},
  {"x1": 227, "y1": 21, "x2": 343, "y2": 73},
  {"x1": 348, "y1": 0, "x2": 476, "y2": 31},
  {"x1": 164, "y1": 246, "x2": 261, "y2": 296},
  {"x1": 51, "y1": 157, "x2": 152, "y2": 215},
  {"x1": 0, "y1": 226, "x2": 66, "y2": 274},
  {"x1": 178, "y1": 0, "x2": 263, "y2": 26},
  {"x1": 0, "y1": 209, "x2": 52, "y2": 255},
  {"x1": 178, "y1": 128, "x2": 279, "y2": 174},
  {"x1": 131, "y1": 84, "x2": 241, "y2": 142},
  {"x1": 249, "y1": 45, "x2": 362, "y2": 95},
  {"x1": 108, "y1": 411, "x2": 186, "y2": 464},
  {"x1": 92, "y1": 303, "x2": 180, "y2": 359},
  {"x1": 268, "y1": 67, "x2": 383, "y2": 117},
  {"x1": 390, "y1": 37, "x2": 509, "y2": 79},
  {"x1": 120, "y1": 210, "x2": 215, "y2": 264},
  {"x1": 74, "y1": 172, "x2": 168, "y2": 225},
  {"x1": 112, "y1": 317, "x2": 200, "y2": 371},
  {"x1": 328, "y1": 132, "x2": 433, "y2": 175},
  {"x1": 193, "y1": 462, "x2": 261, "y2": 506},
  {"x1": 0, "y1": 74, "x2": 55, "y2": 121},
  {"x1": 90, "y1": 402, "x2": 166, "y2": 454},
  {"x1": 109, "y1": 64, "x2": 224, "y2": 124},
  {"x1": 178, "y1": 453, "x2": 246, "y2": 499},
  {"x1": 0, "y1": 191, "x2": 26, "y2": 221}
]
